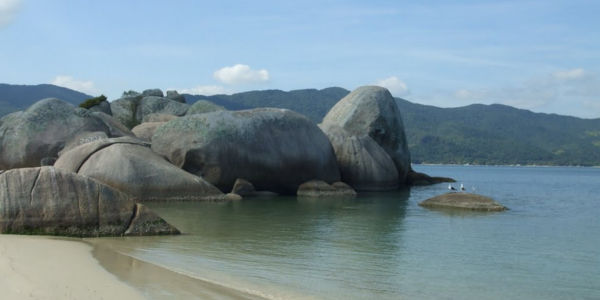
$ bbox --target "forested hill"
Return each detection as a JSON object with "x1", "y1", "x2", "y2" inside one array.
[
  {"x1": 0, "y1": 84, "x2": 91, "y2": 116},
  {"x1": 186, "y1": 88, "x2": 600, "y2": 166}
]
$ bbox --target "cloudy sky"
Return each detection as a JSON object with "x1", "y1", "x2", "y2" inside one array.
[{"x1": 1, "y1": 0, "x2": 599, "y2": 118}]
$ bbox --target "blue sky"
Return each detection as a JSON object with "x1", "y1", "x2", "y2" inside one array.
[{"x1": 1, "y1": 0, "x2": 599, "y2": 118}]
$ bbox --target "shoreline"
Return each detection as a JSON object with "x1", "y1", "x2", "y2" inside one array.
[
  {"x1": 89, "y1": 239, "x2": 267, "y2": 300},
  {"x1": 0, "y1": 234, "x2": 145, "y2": 300}
]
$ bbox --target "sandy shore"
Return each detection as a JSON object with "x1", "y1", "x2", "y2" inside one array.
[{"x1": 0, "y1": 234, "x2": 145, "y2": 300}]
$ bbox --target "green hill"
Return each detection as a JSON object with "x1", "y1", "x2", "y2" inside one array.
[
  {"x1": 0, "y1": 84, "x2": 91, "y2": 116},
  {"x1": 185, "y1": 88, "x2": 600, "y2": 166}
]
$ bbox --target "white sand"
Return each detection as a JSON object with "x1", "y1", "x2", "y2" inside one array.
[{"x1": 0, "y1": 235, "x2": 145, "y2": 300}]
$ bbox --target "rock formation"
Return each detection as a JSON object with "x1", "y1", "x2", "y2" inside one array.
[
  {"x1": 110, "y1": 90, "x2": 189, "y2": 129},
  {"x1": 152, "y1": 108, "x2": 340, "y2": 194},
  {"x1": 0, "y1": 98, "x2": 129, "y2": 170},
  {"x1": 186, "y1": 100, "x2": 226, "y2": 115},
  {"x1": 419, "y1": 192, "x2": 507, "y2": 211},
  {"x1": 320, "y1": 86, "x2": 411, "y2": 190},
  {"x1": 54, "y1": 137, "x2": 224, "y2": 201},
  {"x1": 0, "y1": 167, "x2": 179, "y2": 236},
  {"x1": 297, "y1": 180, "x2": 357, "y2": 197}
]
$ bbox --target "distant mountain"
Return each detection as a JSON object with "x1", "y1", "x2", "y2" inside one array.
[
  {"x1": 0, "y1": 84, "x2": 91, "y2": 116},
  {"x1": 185, "y1": 88, "x2": 600, "y2": 166}
]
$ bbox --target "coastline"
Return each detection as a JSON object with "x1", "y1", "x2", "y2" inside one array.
[
  {"x1": 0, "y1": 234, "x2": 145, "y2": 300},
  {"x1": 89, "y1": 240, "x2": 267, "y2": 300}
]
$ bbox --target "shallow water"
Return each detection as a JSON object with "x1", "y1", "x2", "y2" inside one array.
[{"x1": 96, "y1": 166, "x2": 600, "y2": 299}]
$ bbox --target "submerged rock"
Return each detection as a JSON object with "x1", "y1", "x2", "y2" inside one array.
[
  {"x1": 152, "y1": 108, "x2": 340, "y2": 194},
  {"x1": 0, "y1": 167, "x2": 179, "y2": 237},
  {"x1": 419, "y1": 193, "x2": 507, "y2": 211},
  {"x1": 297, "y1": 180, "x2": 357, "y2": 197},
  {"x1": 54, "y1": 137, "x2": 224, "y2": 201},
  {"x1": 405, "y1": 169, "x2": 456, "y2": 186},
  {"x1": 0, "y1": 98, "x2": 128, "y2": 170},
  {"x1": 231, "y1": 178, "x2": 256, "y2": 197}
]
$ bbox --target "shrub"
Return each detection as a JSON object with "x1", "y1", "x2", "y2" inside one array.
[{"x1": 79, "y1": 95, "x2": 107, "y2": 109}]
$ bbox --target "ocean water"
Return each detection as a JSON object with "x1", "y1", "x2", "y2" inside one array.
[{"x1": 95, "y1": 166, "x2": 600, "y2": 299}]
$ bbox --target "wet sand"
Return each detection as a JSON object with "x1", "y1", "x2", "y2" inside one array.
[
  {"x1": 90, "y1": 240, "x2": 266, "y2": 300},
  {"x1": 0, "y1": 235, "x2": 144, "y2": 300}
]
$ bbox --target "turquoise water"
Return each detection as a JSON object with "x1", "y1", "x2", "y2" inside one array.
[{"x1": 98, "y1": 166, "x2": 600, "y2": 299}]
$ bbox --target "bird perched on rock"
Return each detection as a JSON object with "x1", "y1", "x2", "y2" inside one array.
[
  {"x1": 460, "y1": 184, "x2": 465, "y2": 191},
  {"x1": 448, "y1": 184, "x2": 457, "y2": 191}
]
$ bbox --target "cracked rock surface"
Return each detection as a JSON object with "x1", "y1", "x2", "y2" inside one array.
[{"x1": 0, "y1": 167, "x2": 179, "y2": 237}]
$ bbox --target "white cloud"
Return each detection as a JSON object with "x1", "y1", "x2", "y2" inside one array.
[
  {"x1": 552, "y1": 68, "x2": 585, "y2": 80},
  {"x1": 374, "y1": 76, "x2": 409, "y2": 96},
  {"x1": 213, "y1": 64, "x2": 269, "y2": 85},
  {"x1": 0, "y1": 0, "x2": 21, "y2": 29},
  {"x1": 51, "y1": 75, "x2": 99, "y2": 95},
  {"x1": 176, "y1": 85, "x2": 230, "y2": 96}
]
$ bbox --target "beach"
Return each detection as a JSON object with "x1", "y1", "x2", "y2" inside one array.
[{"x1": 0, "y1": 234, "x2": 145, "y2": 300}]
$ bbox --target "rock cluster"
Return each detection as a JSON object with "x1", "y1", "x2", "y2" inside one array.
[{"x1": 419, "y1": 192, "x2": 507, "y2": 211}]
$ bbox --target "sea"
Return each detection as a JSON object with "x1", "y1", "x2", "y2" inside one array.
[{"x1": 92, "y1": 165, "x2": 600, "y2": 299}]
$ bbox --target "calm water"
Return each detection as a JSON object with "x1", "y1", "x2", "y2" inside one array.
[{"x1": 96, "y1": 166, "x2": 600, "y2": 299}]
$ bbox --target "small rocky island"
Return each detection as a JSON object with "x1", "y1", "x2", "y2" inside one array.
[
  {"x1": 419, "y1": 192, "x2": 507, "y2": 211},
  {"x1": 0, "y1": 86, "x2": 455, "y2": 237}
]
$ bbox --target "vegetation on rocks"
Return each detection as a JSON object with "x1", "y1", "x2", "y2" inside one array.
[{"x1": 79, "y1": 95, "x2": 107, "y2": 109}]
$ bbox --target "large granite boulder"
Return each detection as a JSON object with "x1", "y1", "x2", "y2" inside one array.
[
  {"x1": 142, "y1": 88, "x2": 164, "y2": 97},
  {"x1": 321, "y1": 86, "x2": 411, "y2": 184},
  {"x1": 110, "y1": 93, "x2": 189, "y2": 129},
  {"x1": 166, "y1": 90, "x2": 186, "y2": 103},
  {"x1": 0, "y1": 167, "x2": 179, "y2": 236},
  {"x1": 131, "y1": 122, "x2": 165, "y2": 142},
  {"x1": 419, "y1": 193, "x2": 507, "y2": 211},
  {"x1": 186, "y1": 100, "x2": 226, "y2": 115},
  {"x1": 88, "y1": 100, "x2": 112, "y2": 115},
  {"x1": 142, "y1": 113, "x2": 178, "y2": 123},
  {"x1": 152, "y1": 108, "x2": 341, "y2": 194},
  {"x1": 54, "y1": 137, "x2": 224, "y2": 201},
  {"x1": 110, "y1": 93, "x2": 142, "y2": 129},
  {"x1": 319, "y1": 124, "x2": 400, "y2": 191},
  {"x1": 0, "y1": 98, "x2": 128, "y2": 170},
  {"x1": 135, "y1": 96, "x2": 189, "y2": 122}
]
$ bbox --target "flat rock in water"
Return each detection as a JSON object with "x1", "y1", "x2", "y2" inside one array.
[
  {"x1": 297, "y1": 180, "x2": 357, "y2": 198},
  {"x1": 419, "y1": 192, "x2": 507, "y2": 211}
]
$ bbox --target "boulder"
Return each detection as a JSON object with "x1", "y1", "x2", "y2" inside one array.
[
  {"x1": 0, "y1": 98, "x2": 127, "y2": 170},
  {"x1": 186, "y1": 100, "x2": 226, "y2": 115},
  {"x1": 419, "y1": 193, "x2": 507, "y2": 211},
  {"x1": 88, "y1": 100, "x2": 112, "y2": 115},
  {"x1": 54, "y1": 137, "x2": 224, "y2": 201},
  {"x1": 0, "y1": 167, "x2": 179, "y2": 236},
  {"x1": 135, "y1": 96, "x2": 189, "y2": 124},
  {"x1": 297, "y1": 180, "x2": 357, "y2": 197},
  {"x1": 321, "y1": 86, "x2": 411, "y2": 183},
  {"x1": 166, "y1": 90, "x2": 186, "y2": 103},
  {"x1": 152, "y1": 108, "x2": 340, "y2": 194},
  {"x1": 131, "y1": 122, "x2": 165, "y2": 142},
  {"x1": 142, "y1": 113, "x2": 178, "y2": 123},
  {"x1": 110, "y1": 94, "x2": 142, "y2": 129},
  {"x1": 231, "y1": 178, "x2": 255, "y2": 197},
  {"x1": 91, "y1": 112, "x2": 134, "y2": 137},
  {"x1": 60, "y1": 131, "x2": 109, "y2": 155},
  {"x1": 142, "y1": 88, "x2": 164, "y2": 97},
  {"x1": 319, "y1": 124, "x2": 399, "y2": 191}
]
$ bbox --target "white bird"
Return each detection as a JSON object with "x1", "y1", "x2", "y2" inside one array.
[
  {"x1": 460, "y1": 184, "x2": 465, "y2": 191},
  {"x1": 448, "y1": 184, "x2": 457, "y2": 191}
]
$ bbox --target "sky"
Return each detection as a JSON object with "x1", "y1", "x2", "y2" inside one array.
[{"x1": 1, "y1": 0, "x2": 599, "y2": 118}]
